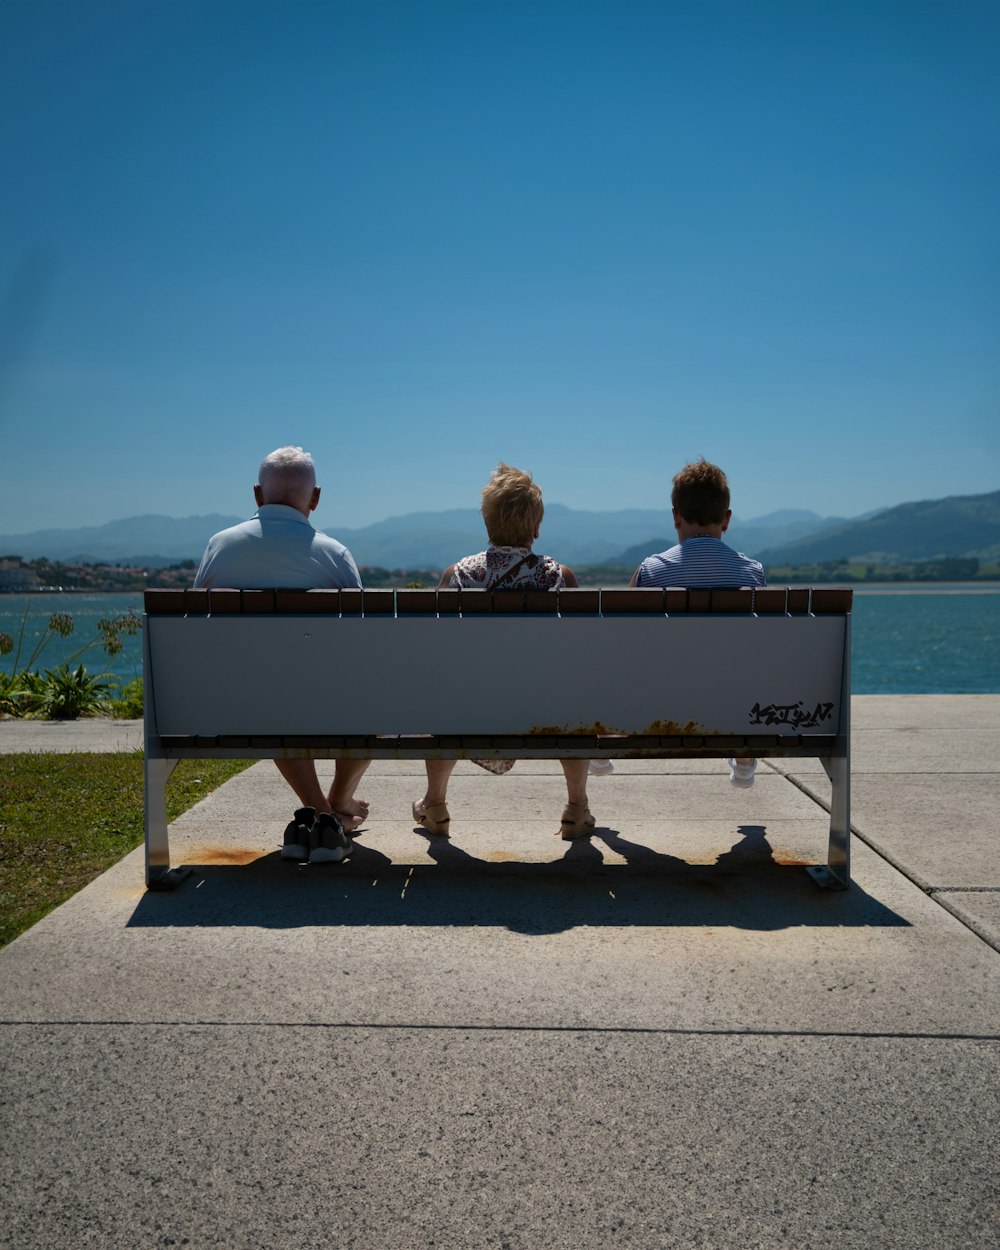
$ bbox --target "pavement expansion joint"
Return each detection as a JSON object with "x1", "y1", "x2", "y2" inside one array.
[{"x1": 3, "y1": 1019, "x2": 999, "y2": 1042}]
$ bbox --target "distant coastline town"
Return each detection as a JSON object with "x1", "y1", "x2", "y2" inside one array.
[{"x1": 0, "y1": 553, "x2": 993, "y2": 594}]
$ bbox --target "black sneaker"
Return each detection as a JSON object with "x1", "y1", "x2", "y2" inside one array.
[
  {"x1": 281, "y1": 807, "x2": 316, "y2": 861},
  {"x1": 309, "y1": 811, "x2": 353, "y2": 863}
]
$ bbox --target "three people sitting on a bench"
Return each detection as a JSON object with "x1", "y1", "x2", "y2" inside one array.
[{"x1": 194, "y1": 447, "x2": 766, "y2": 856}]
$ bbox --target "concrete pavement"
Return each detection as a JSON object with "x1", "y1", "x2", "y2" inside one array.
[
  {"x1": 1, "y1": 697, "x2": 998, "y2": 1248},
  {"x1": 0, "y1": 715, "x2": 143, "y2": 754}
]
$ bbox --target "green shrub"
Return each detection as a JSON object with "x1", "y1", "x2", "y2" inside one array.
[
  {"x1": 107, "y1": 677, "x2": 143, "y2": 718},
  {"x1": 1, "y1": 607, "x2": 142, "y2": 719},
  {"x1": 0, "y1": 669, "x2": 44, "y2": 716},
  {"x1": 18, "y1": 664, "x2": 112, "y2": 720}
]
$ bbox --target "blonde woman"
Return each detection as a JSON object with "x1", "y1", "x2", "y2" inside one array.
[{"x1": 412, "y1": 463, "x2": 596, "y2": 841}]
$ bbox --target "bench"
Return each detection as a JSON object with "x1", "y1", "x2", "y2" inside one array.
[{"x1": 143, "y1": 585, "x2": 853, "y2": 892}]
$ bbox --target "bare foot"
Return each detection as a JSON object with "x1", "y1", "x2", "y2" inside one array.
[
  {"x1": 334, "y1": 809, "x2": 366, "y2": 834},
  {"x1": 331, "y1": 795, "x2": 370, "y2": 833}
]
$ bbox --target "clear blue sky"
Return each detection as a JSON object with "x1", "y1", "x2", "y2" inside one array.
[{"x1": 1, "y1": 0, "x2": 997, "y2": 538}]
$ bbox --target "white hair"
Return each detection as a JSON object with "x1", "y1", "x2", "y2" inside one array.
[{"x1": 257, "y1": 445, "x2": 317, "y2": 507}]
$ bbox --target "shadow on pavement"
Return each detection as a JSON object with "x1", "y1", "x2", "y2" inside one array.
[{"x1": 127, "y1": 824, "x2": 908, "y2": 935}]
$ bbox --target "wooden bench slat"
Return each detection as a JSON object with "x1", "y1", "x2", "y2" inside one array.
[
  {"x1": 600, "y1": 589, "x2": 665, "y2": 614},
  {"x1": 185, "y1": 588, "x2": 210, "y2": 613},
  {"x1": 144, "y1": 589, "x2": 187, "y2": 613},
  {"x1": 240, "y1": 589, "x2": 275, "y2": 613},
  {"x1": 523, "y1": 590, "x2": 559, "y2": 614},
  {"x1": 363, "y1": 589, "x2": 395, "y2": 615},
  {"x1": 458, "y1": 590, "x2": 493, "y2": 614},
  {"x1": 709, "y1": 589, "x2": 755, "y2": 612},
  {"x1": 751, "y1": 588, "x2": 787, "y2": 614},
  {"x1": 208, "y1": 588, "x2": 242, "y2": 613},
  {"x1": 811, "y1": 587, "x2": 854, "y2": 613},
  {"x1": 272, "y1": 589, "x2": 339, "y2": 613},
  {"x1": 557, "y1": 589, "x2": 601, "y2": 614},
  {"x1": 493, "y1": 590, "x2": 527, "y2": 613},
  {"x1": 664, "y1": 589, "x2": 689, "y2": 614},
  {"x1": 395, "y1": 589, "x2": 439, "y2": 615}
]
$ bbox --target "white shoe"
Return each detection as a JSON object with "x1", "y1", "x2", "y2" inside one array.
[
  {"x1": 588, "y1": 759, "x2": 614, "y2": 776},
  {"x1": 726, "y1": 759, "x2": 757, "y2": 788}
]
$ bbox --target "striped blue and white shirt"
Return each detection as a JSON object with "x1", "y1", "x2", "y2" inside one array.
[{"x1": 635, "y1": 537, "x2": 766, "y2": 589}]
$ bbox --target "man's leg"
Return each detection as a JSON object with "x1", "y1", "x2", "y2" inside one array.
[
  {"x1": 328, "y1": 760, "x2": 371, "y2": 830},
  {"x1": 274, "y1": 759, "x2": 330, "y2": 813},
  {"x1": 274, "y1": 759, "x2": 372, "y2": 832},
  {"x1": 726, "y1": 756, "x2": 757, "y2": 787}
]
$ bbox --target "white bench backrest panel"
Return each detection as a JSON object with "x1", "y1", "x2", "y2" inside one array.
[{"x1": 147, "y1": 615, "x2": 847, "y2": 737}]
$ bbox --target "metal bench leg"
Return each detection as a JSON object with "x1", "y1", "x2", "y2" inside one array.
[
  {"x1": 144, "y1": 756, "x2": 189, "y2": 890},
  {"x1": 807, "y1": 752, "x2": 851, "y2": 890}
]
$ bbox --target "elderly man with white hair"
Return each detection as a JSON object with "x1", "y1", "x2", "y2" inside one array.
[{"x1": 194, "y1": 446, "x2": 370, "y2": 863}]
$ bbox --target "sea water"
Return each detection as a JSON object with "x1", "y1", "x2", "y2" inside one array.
[
  {"x1": 1, "y1": 586, "x2": 999, "y2": 694},
  {"x1": 0, "y1": 593, "x2": 144, "y2": 686},
  {"x1": 851, "y1": 584, "x2": 1000, "y2": 694}
]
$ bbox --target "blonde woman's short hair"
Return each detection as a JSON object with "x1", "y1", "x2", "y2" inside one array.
[{"x1": 481, "y1": 462, "x2": 544, "y2": 547}]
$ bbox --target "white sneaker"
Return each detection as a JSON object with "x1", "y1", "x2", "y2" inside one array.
[
  {"x1": 726, "y1": 759, "x2": 757, "y2": 788},
  {"x1": 588, "y1": 759, "x2": 614, "y2": 776}
]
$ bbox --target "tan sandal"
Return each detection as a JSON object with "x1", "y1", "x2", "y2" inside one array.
[
  {"x1": 558, "y1": 803, "x2": 596, "y2": 840},
  {"x1": 412, "y1": 799, "x2": 450, "y2": 837}
]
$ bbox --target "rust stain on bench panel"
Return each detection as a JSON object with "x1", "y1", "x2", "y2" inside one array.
[{"x1": 527, "y1": 719, "x2": 705, "y2": 736}]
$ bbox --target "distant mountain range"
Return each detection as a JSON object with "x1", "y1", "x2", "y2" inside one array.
[
  {"x1": 0, "y1": 488, "x2": 996, "y2": 569},
  {"x1": 757, "y1": 489, "x2": 1000, "y2": 565}
]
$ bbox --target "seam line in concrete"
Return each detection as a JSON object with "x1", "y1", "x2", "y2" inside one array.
[
  {"x1": 2, "y1": 1020, "x2": 998, "y2": 1041},
  {"x1": 929, "y1": 887, "x2": 1000, "y2": 893},
  {"x1": 780, "y1": 770, "x2": 1000, "y2": 954}
]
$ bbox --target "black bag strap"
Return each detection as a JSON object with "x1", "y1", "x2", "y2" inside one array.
[{"x1": 488, "y1": 553, "x2": 539, "y2": 590}]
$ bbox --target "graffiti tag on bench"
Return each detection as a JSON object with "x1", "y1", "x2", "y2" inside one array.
[{"x1": 749, "y1": 701, "x2": 835, "y2": 730}]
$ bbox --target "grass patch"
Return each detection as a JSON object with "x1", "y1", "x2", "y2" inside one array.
[{"x1": 0, "y1": 754, "x2": 252, "y2": 948}]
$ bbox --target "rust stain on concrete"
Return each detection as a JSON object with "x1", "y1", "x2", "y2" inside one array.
[
  {"x1": 772, "y1": 852, "x2": 816, "y2": 868},
  {"x1": 189, "y1": 846, "x2": 267, "y2": 866}
]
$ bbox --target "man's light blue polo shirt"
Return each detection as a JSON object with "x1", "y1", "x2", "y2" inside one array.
[{"x1": 193, "y1": 504, "x2": 362, "y2": 589}]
